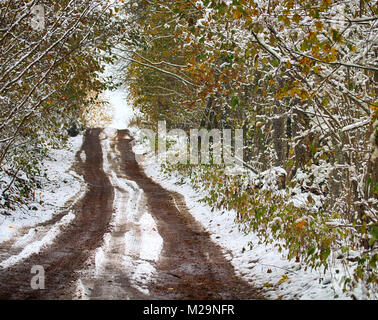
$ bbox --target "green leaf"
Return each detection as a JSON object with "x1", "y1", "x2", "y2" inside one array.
[
  {"x1": 370, "y1": 225, "x2": 378, "y2": 238},
  {"x1": 321, "y1": 247, "x2": 330, "y2": 262},
  {"x1": 369, "y1": 225, "x2": 378, "y2": 246},
  {"x1": 231, "y1": 96, "x2": 239, "y2": 109},
  {"x1": 332, "y1": 29, "x2": 342, "y2": 42},
  {"x1": 300, "y1": 40, "x2": 309, "y2": 51},
  {"x1": 307, "y1": 247, "x2": 315, "y2": 256},
  {"x1": 373, "y1": 183, "x2": 378, "y2": 195},
  {"x1": 369, "y1": 254, "x2": 377, "y2": 269},
  {"x1": 287, "y1": 159, "x2": 294, "y2": 167}
]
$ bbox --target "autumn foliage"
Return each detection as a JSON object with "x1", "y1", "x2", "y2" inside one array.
[
  {"x1": 122, "y1": 0, "x2": 377, "y2": 296},
  {"x1": 0, "y1": 0, "x2": 121, "y2": 209}
]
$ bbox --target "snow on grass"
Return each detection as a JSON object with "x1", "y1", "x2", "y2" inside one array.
[{"x1": 0, "y1": 135, "x2": 85, "y2": 254}]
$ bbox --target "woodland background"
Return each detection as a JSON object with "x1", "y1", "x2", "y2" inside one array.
[{"x1": 0, "y1": 0, "x2": 377, "y2": 296}]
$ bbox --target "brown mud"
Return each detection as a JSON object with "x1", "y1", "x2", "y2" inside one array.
[{"x1": 0, "y1": 128, "x2": 264, "y2": 300}]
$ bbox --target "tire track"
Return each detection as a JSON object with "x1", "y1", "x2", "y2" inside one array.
[
  {"x1": 76, "y1": 129, "x2": 157, "y2": 299},
  {"x1": 117, "y1": 129, "x2": 265, "y2": 300},
  {"x1": 0, "y1": 128, "x2": 264, "y2": 300},
  {"x1": 0, "y1": 128, "x2": 114, "y2": 299}
]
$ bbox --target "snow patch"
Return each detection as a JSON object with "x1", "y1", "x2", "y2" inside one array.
[
  {"x1": 0, "y1": 135, "x2": 84, "y2": 248},
  {"x1": 0, "y1": 211, "x2": 76, "y2": 269}
]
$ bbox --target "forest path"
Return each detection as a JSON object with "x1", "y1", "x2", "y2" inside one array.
[{"x1": 0, "y1": 128, "x2": 264, "y2": 300}]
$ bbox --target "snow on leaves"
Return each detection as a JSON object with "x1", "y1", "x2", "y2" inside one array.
[{"x1": 123, "y1": 0, "x2": 377, "y2": 296}]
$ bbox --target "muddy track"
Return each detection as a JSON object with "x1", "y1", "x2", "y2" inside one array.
[
  {"x1": 0, "y1": 128, "x2": 114, "y2": 299},
  {"x1": 0, "y1": 128, "x2": 264, "y2": 300},
  {"x1": 116, "y1": 130, "x2": 264, "y2": 299}
]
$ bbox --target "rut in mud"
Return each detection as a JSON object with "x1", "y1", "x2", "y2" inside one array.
[
  {"x1": 0, "y1": 128, "x2": 114, "y2": 299},
  {"x1": 115, "y1": 130, "x2": 264, "y2": 299},
  {"x1": 0, "y1": 128, "x2": 264, "y2": 300}
]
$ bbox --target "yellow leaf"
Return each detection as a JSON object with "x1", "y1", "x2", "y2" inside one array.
[
  {"x1": 292, "y1": 13, "x2": 301, "y2": 24},
  {"x1": 233, "y1": 9, "x2": 243, "y2": 19},
  {"x1": 315, "y1": 21, "x2": 323, "y2": 31},
  {"x1": 278, "y1": 274, "x2": 289, "y2": 285}
]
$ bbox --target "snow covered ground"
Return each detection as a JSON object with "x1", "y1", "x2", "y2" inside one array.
[
  {"x1": 104, "y1": 82, "x2": 368, "y2": 299},
  {"x1": 0, "y1": 135, "x2": 86, "y2": 267},
  {"x1": 130, "y1": 131, "x2": 364, "y2": 300},
  {"x1": 1, "y1": 65, "x2": 372, "y2": 299},
  {"x1": 97, "y1": 127, "x2": 163, "y2": 296}
]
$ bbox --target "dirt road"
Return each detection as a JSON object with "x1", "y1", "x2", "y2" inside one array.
[{"x1": 0, "y1": 128, "x2": 264, "y2": 300}]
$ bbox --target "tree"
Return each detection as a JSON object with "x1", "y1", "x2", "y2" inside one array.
[
  {"x1": 123, "y1": 0, "x2": 377, "y2": 295},
  {"x1": 0, "y1": 0, "x2": 123, "y2": 209}
]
